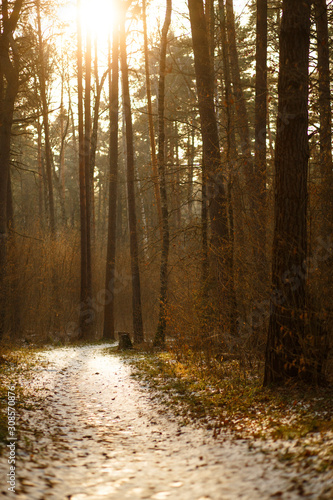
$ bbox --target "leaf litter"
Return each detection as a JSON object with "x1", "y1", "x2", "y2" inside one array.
[{"x1": 0, "y1": 343, "x2": 332, "y2": 499}]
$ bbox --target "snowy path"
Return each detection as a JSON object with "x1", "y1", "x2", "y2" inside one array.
[{"x1": 0, "y1": 344, "x2": 331, "y2": 499}]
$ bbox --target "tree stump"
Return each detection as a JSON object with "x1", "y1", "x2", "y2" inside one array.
[{"x1": 118, "y1": 332, "x2": 133, "y2": 350}]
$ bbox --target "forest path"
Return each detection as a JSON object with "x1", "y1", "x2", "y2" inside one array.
[{"x1": 0, "y1": 344, "x2": 329, "y2": 499}]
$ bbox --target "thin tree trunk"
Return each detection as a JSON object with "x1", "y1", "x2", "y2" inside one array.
[
  {"x1": 219, "y1": 0, "x2": 238, "y2": 336},
  {"x1": 225, "y1": 0, "x2": 251, "y2": 160},
  {"x1": 153, "y1": 0, "x2": 172, "y2": 347},
  {"x1": 253, "y1": 0, "x2": 268, "y2": 255},
  {"x1": 36, "y1": 0, "x2": 55, "y2": 234},
  {"x1": 315, "y1": 0, "x2": 333, "y2": 238},
  {"x1": 103, "y1": 28, "x2": 119, "y2": 341},
  {"x1": 142, "y1": 0, "x2": 163, "y2": 238},
  {"x1": 37, "y1": 116, "x2": 44, "y2": 227},
  {"x1": 264, "y1": 0, "x2": 313, "y2": 385},
  {"x1": 77, "y1": 0, "x2": 89, "y2": 337},
  {"x1": 120, "y1": 4, "x2": 144, "y2": 344},
  {"x1": 85, "y1": 27, "x2": 93, "y2": 303}
]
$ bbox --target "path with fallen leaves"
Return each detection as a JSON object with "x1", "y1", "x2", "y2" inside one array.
[{"x1": 0, "y1": 344, "x2": 332, "y2": 499}]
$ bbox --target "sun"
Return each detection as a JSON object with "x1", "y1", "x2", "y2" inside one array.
[
  {"x1": 58, "y1": 0, "x2": 120, "y2": 44},
  {"x1": 79, "y1": 0, "x2": 120, "y2": 40}
]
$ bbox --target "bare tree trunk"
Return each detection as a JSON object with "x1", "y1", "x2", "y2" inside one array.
[
  {"x1": 120, "y1": 5, "x2": 144, "y2": 344},
  {"x1": 36, "y1": 0, "x2": 55, "y2": 234},
  {"x1": 59, "y1": 51, "x2": 67, "y2": 225},
  {"x1": 103, "y1": 28, "x2": 119, "y2": 341},
  {"x1": 36, "y1": 116, "x2": 44, "y2": 227},
  {"x1": 142, "y1": 0, "x2": 163, "y2": 238},
  {"x1": 84, "y1": 27, "x2": 93, "y2": 305},
  {"x1": 153, "y1": 0, "x2": 172, "y2": 347},
  {"x1": 264, "y1": 0, "x2": 313, "y2": 385},
  {"x1": 77, "y1": 0, "x2": 89, "y2": 337},
  {"x1": 225, "y1": 0, "x2": 251, "y2": 160},
  {"x1": 253, "y1": 0, "x2": 268, "y2": 260},
  {"x1": 0, "y1": 0, "x2": 22, "y2": 341},
  {"x1": 315, "y1": 0, "x2": 333, "y2": 239},
  {"x1": 218, "y1": 0, "x2": 238, "y2": 336},
  {"x1": 188, "y1": 0, "x2": 230, "y2": 290}
]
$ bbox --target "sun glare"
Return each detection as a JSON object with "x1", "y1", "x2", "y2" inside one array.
[{"x1": 80, "y1": 0, "x2": 119, "y2": 39}]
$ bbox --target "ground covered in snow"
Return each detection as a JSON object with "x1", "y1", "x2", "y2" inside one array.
[{"x1": 0, "y1": 343, "x2": 332, "y2": 499}]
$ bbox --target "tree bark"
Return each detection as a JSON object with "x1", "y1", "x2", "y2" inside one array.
[
  {"x1": 142, "y1": 0, "x2": 163, "y2": 238},
  {"x1": 0, "y1": 0, "x2": 22, "y2": 341},
  {"x1": 120, "y1": 4, "x2": 144, "y2": 344},
  {"x1": 103, "y1": 28, "x2": 119, "y2": 341},
  {"x1": 188, "y1": 0, "x2": 230, "y2": 278},
  {"x1": 254, "y1": 0, "x2": 267, "y2": 223},
  {"x1": 264, "y1": 0, "x2": 313, "y2": 385},
  {"x1": 153, "y1": 0, "x2": 172, "y2": 348},
  {"x1": 225, "y1": 0, "x2": 251, "y2": 160},
  {"x1": 77, "y1": 0, "x2": 90, "y2": 337},
  {"x1": 36, "y1": 0, "x2": 55, "y2": 234},
  {"x1": 315, "y1": 0, "x2": 333, "y2": 239}
]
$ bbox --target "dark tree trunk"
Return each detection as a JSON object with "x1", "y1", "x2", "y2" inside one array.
[
  {"x1": 254, "y1": 0, "x2": 267, "y2": 228},
  {"x1": 264, "y1": 0, "x2": 313, "y2": 386},
  {"x1": 188, "y1": 0, "x2": 229, "y2": 251},
  {"x1": 218, "y1": 0, "x2": 238, "y2": 336},
  {"x1": 120, "y1": 5, "x2": 144, "y2": 344},
  {"x1": 315, "y1": 0, "x2": 333, "y2": 238},
  {"x1": 153, "y1": 0, "x2": 172, "y2": 348},
  {"x1": 103, "y1": 28, "x2": 119, "y2": 341},
  {"x1": 189, "y1": 0, "x2": 234, "y2": 331},
  {"x1": 77, "y1": 0, "x2": 90, "y2": 338},
  {"x1": 251, "y1": 0, "x2": 268, "y2": 337},
  {"x1": 225, "y1": 0, "x2": 251, "y2": 160},
  {"x1": 0, "y1": 0, "x2": 22, "y2": 341}
]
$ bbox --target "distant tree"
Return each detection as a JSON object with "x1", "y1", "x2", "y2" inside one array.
[
  {"x1": 120, "y1": 2, "x2": 144, "y2": 344},
  {"x1": 153, "y1": 0, "x2": 172, "y2": 347},
  {"x1": 36, "y1": 0, "x2": 55, "y2": 233},
  {"x1": 142, "y1": 0, "x2": 162, "y2": 238},
  {"x1": 103, "y1": 27, "x2": 119, "y2": 341}
]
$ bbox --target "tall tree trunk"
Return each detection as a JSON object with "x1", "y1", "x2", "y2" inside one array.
[
  {"x1": 59, "y1": 51, "x2": 67, "y2": 226},
  {"x1": 251, "y1": 0, "x2": 268, "y2": 336},
  {"x1": 37, "y1": 116, "x2": 44, "y2": 227},
  {"x1": 142, "y1": 0, "x2": 163, "y2": 237},
  {"x1": 120, "y1": 5, "x2": 144, "y2": 344},
  {"x1": 103, "y1": 28, "x2": 119, "y2": 341},
  {"x1": 188, "y1": 0, "x2": 231, "y2": 313},
  {"x1": 315, "y1": 0, "x2": 333, "y2": 240},
  {"x1": 153, "y1": 0, "x2": 172, "y2": 347},
  {"x1": 36, "y1": 0, "x2": 55, "y2": 234},
  {"x1": 225, "y1": 0, "x2": 251, "y2": 160},
  {"x1": 77, "y1": 0, "x2": 89, "y2": 337},
  {"x1": 0, "y1": 0, "x2": 22, "y2": 341},
  {"x1": 264, "y1": 0, "x2": 313, "y2": 386},
  {"x1": 84, "y1": 27, "x2": 93, "y2": 304},
  {"x1": 218, "y1": 0, "x2": 238, "y2": 336},
  {"x1": 254, "y1": 0, "x2": 267, "y2": 214}
]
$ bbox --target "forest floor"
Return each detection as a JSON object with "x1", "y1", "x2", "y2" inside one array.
[{"x1": 0, "y1": 342, "x2": 332, "y2": 499}]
